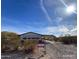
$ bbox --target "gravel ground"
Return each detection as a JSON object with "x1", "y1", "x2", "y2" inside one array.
[
  {"x1": 45, "y1": 42, "x2": 77, "y2": 59},
  {"x1": 1, "y1": 42, "x2": 77, "y2": 59},
  {"x1": 1, "y1": 52, "x2": 27, "y2": 59}
]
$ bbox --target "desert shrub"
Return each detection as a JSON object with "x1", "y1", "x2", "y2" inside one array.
[
  {"x1": 42, "y1": 35, "x2": 56, "y2": 41},
  {"x1": 18, "y1": 39, "x2": 38, "y2": 53},
  {"x1": 58, "y1": 36, "x2": 77, "y2": 44},
  {"x1": 1, "y1": 31, "x2": 20, "y2": 52},
  {"x1": 23, "y1": 40, "x2": 38, "y2": 49}
]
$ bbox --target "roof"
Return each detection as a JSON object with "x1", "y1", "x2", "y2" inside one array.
[
  {"x1": 20, "y1": 32, "x2": 56, "y2": 39},
  {"x1": 20, "y1": 32, "x2": 42, "y2": 39}
]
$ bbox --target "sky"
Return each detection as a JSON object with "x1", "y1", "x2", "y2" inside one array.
[{"x1": 1, "y1": 0, "x2": 77, "y2": 37}]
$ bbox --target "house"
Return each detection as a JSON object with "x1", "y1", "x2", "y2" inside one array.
[
  {"x1": 20, "y1": 32, "x2": 42, "y2": 40},
  {"x1": 20, "y1": 32, "x2": 56, "y2": 41}
]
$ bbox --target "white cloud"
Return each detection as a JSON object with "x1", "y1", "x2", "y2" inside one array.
[
  {"x1": 1, "y1": 26, "x2": 21, "y2": 34},
  {"x1": 40, "y1": 0, "x2": 52, "y2": 23},
  {"x1": 59, "y1": 25, "x2": 69, "y2": 33},
  {"x1": 2, "y1": 25, "x2": 76, "y2": 37},
  {"x1": 56, "y1": 17, "x2": 63, "y2": 21},
  {"x1": 44, "y1": 0, "x2": 63, "y2": 7},
  {"x1": 1, "y1": 25, "x2": 33, "y2": 34},
  {"x1": 40, "y1": 25, "x2": 69, "y2": 36},
  {"x1": 40, "y1": 25, "x2": 76, "y2": 36},
  {"x1": 71, "y1": 26, "x2": 77, "y2": 32},
  {"x1": 68, "y1": 26, "x2": 77, "y2": 36},
  {"x1": 46, "y1": 25, "x2": 69, "y2": 33}
]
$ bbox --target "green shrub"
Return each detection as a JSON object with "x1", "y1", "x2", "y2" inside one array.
[{"x1": 57, "y1": 36, "x2": 77, "y2": 44}]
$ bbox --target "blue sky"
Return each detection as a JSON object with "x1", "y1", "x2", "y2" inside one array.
[{"x1": 1, "y1": 0, "x2": 77, "y2": 37}]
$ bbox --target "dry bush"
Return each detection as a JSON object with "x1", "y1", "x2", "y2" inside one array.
[
  {"x1": 57, "y1": 36, "x2": 77, "y2": 44},
  {"x1": 1, "y1": 31, "x2": 20, "y2": 52}
]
